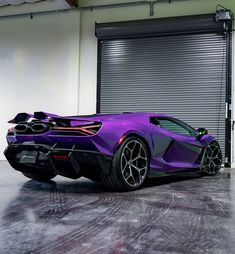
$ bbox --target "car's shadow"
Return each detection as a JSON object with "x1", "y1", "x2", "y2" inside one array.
[
  {"x1": 144, "y1": 172, "x2": 201, "y2": 188},
  {"x1": 0, "y1": 171, "x2": 203, "y2": 230},
  {"x1": 18, "y1": 171, "x2": 202, "y2": 194}
]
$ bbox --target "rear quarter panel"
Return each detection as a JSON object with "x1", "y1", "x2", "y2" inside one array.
[{"x1": 92, "y1": 118, "x2": 153, "y2": 156}]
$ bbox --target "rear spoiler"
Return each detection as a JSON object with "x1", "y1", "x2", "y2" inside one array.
[
  {"x1": 8, "y1": 112, "x2": 60, "y2": 124},
  {"x1": 8, "y1": 112, "x2": 95, "y2": 126}
]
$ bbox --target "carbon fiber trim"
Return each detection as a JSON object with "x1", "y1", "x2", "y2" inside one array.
[{"x1": 4, "y1": 143, "x2": 112, "y2": 180}]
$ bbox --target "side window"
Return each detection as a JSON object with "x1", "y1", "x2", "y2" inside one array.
[{"x1": 158, "y1": 119, "x2": 192, "y2": 136}]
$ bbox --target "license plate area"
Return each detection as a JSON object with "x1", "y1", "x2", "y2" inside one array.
[{"x1": 20, "y1": 151, "x2": 38, "y2": 164}]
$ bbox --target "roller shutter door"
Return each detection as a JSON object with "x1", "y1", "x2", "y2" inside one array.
[{"x1": 96, "y1": 14, "x2": 232, "y2": 164}]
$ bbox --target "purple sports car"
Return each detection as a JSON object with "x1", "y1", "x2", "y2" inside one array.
[{"x1": 4, "y1": 112, "x2": 222, "y2": 191}]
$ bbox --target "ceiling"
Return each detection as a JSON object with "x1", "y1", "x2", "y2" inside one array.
[
  {"x1": 0, "y1": 0, "x2": 46, "y2": 7},
  {"x1": 0, "y1": 0, "x2": 78, "y2": 8}
]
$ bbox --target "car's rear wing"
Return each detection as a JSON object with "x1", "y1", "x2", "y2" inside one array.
[
  {"x1": 8, "y1": 112, "x2": 59, "y2": 124},
  {"x1": 8, "y1": 113, "x2": 34, "y2": 124},
  {"x1": 8, "y1": 111, "x2": 99, "y2": 127},
  {"x1": 8, "y1": 111, "x2": 102, "y2": 136}
]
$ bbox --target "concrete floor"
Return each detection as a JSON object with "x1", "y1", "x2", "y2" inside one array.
[{"x1": 0, "y1": 161, "x2": 235, "y2": 254}]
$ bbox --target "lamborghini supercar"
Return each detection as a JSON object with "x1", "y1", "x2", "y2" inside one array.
[{"x1": 4, "y1": 112, "x2": 222, "y2": 191}]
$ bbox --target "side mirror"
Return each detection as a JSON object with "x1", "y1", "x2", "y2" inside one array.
[{"x1": 197, "y1": 128, "x2": 208, "y2": 140}]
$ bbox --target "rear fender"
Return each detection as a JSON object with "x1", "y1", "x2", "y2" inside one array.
[{"x1": 110, "y1": 130, "x2": 153, "y2": 158}]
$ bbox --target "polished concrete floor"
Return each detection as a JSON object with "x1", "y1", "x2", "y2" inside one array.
[{"x1": 0, "y1": 161, "x2": 235, "y2": 254}]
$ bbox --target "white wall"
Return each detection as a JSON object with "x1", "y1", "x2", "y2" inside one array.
[
  {"x1": 0, "y1": 11, "x2": 79, "y2": 159},
  {"x1": 79, "y1": 0, "x2": 235, "y2": 166}
]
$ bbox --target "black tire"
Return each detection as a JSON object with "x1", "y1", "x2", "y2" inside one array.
[
  {"x1": 102, "y1": 136, "x2": 150, "y2": 191},
  {"x1": 22, "y1": 172, "x2": 57, "y2": 181},
  {"x1": 198, "y1": 141, "x2": 222, "y2": 176}
]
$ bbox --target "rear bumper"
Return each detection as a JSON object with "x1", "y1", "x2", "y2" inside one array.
[{"x1": 4, "y1": 143, "x2": 112, "y2": 179}]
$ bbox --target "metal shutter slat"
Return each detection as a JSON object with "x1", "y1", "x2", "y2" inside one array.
[{"x1": 99, "y1": 33, "x2": 227, "y2": 158}]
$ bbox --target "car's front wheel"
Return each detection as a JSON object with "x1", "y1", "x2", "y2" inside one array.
[
  {"x1": 103, "y1": 136, "x2": 149, "y2": 191},
  {"x1": 199, "y1": 141, "x2": 222, "y2": 176}
]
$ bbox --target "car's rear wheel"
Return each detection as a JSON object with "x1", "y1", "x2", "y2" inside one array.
[
  {"x1": 103, "y1": 136, "x2": 149, "y2": 191},
  {"x1": 199, "y1": 141, "x2": 222, "y2": 176},
  {"x1": 22, "y1": 172, "x2": 57, "y2": 181}
]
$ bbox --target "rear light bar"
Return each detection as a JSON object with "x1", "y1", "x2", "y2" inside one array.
[
  {"x1": 52, "y1": 124, "x2": 101, "y2": 136},
  {"x1": 9, "y1": 122, "x2": 102, "y2": 136}
]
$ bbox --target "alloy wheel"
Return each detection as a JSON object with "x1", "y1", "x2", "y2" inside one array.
[
  {"x1": 201, "y1": 142, "x2": 222, "y2": 175},
  {"x1": 120, "y1": 140, "x2": 148, "y2": 187}
]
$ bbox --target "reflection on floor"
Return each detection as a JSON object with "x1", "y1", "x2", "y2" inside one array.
[{"x1": 0, "y1": 161, "x2": 235, "y2": 254}]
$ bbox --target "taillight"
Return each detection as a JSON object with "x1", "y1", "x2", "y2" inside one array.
[
  {"x1": 8, "y1": 127, "x2": 15, "y2": 134},
  {"x1": 52, "y1": 123, "x2": 101, "y2": 136},
  {"x1": 52, "y1": 154, "x2": 68, "y2": 160}
]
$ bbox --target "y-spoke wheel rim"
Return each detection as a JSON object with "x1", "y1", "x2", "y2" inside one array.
[
  {"x1": 120, "y1": 140, "x2": 148, "y2": 187},
  {"x1": 201, "y1": 143, "x2": 222, "y2": 175}
]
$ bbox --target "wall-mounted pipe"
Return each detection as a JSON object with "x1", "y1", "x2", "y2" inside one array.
[
  {"x1": 0, "y1": 0, "x2": 186, "y2": 19},
  {"x1": 149, "y1": 1, "x2": 156, "y2": 16},
  {"x1": 80, "y1": 1, "x2": 158, "y2": 16}
]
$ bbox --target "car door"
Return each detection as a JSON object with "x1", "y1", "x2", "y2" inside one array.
[{"x1": 150, "y1": 116, "x2": 203, "y2": 170}]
